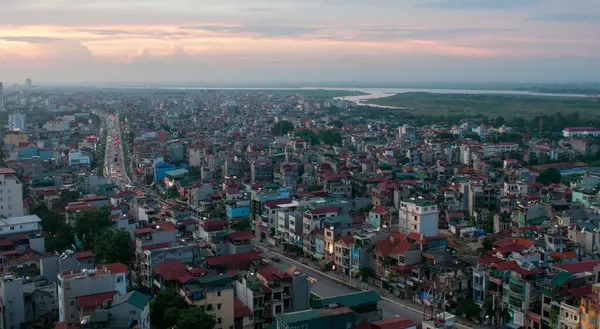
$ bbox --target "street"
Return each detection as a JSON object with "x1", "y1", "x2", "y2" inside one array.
[
  {"x1": 261, "y1": 249, "x2": 426, "y2": 323},
  {"x1": 103, "y1": 111, "x2": 130, "y2": 189}
]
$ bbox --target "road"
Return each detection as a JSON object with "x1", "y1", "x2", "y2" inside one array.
[
  {"x1": 104, "y1": 112, "x2": 129, "y2": 188},
  {"x1": 261, "y1": 249, "x2": 425, "y2": 323}
]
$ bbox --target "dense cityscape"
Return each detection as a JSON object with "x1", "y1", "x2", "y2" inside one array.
[{"x1": 1, "y1": 80, "x2": 600, "y2": 329}]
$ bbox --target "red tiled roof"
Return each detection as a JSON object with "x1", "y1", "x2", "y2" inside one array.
[
  {"x1": 205, "y1": 252, "x2": 261, "y2": 266},
  {"x1": 153, "y1": 260, "x2": 193, "y2": 283},
  {"x1": 134, "y1": 227, "x2": 153, "y2": 235},
  {"x1": 77, "y1": 291, "x2": 117, "y2": 309},
  {"x1": 556, "y1": 259, "x2": 600, "y2": 273},
  {"x1": 234, "y1": 297, "x2": 253, "y2": 319},
  {"x1": 0, "y1": 238, "x2": 14, "y2": 247},
  {"x1": 391, "y1": 241, "x2": 413, "y2": 255},
  {"x1": 549, "y1": 252, "x2": 578, "y2": 259},
  {"x1": 371, "y1": 205, "x2": 387, "y2": 215},
  {"x1": 74, "y1": 251, "x2": 94, "y2": 260},
  {"x1": 55, "y1": 322, "x2": 78, "y2": 329},
  {"x1": 264, "y1": 198, "x2": 292, "y2": 209},
  {"x1": 100, "y1": 263, "x2": 128, "y2": 275},
  {"x1": 203, "y1": 220, "x2": 229, "y2": 232},
  {"x1": 179, "y1": 219, "x2": 198, "y2": 226},
  {"x1": 1, "y1": 250, "x2": 21, "y2": 257},
  {"x1": 370, "y1": 317, "x2": 417, "y2": 329},
  {"x1": 337, "y1": 235, "x2": 354, "y2": 246},
  {"x1": 142, "y1": 242, "x2": 171, "y2": 250},
  {"x1": 228, "y1": 231, "x2": 254, "y2": 241},
  {"x1": 375, "y1": 239, "x2": 394, "y2": 257},
  {"x1": 257, "y1": 265, "x2": 292, "y2": 281}
]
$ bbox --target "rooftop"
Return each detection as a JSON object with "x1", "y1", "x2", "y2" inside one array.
[{"x1": 313, "y1": 290, "x2": 381, "y2": 309}]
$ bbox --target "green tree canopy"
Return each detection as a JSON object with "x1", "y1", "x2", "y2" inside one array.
[
  {"x1": 436, "y1": 132, "x2": 455, "y2": 140},
  {"x1": 358, "y1": 267, "x2": 375, "y2": 282},
  {"x1": 230, "y1": 219, "x2": 252, "y2": 232},
  {"x1": 176, "y1": 308, "x2": 216, "y2": 329},
  {"x1": 94, "y1": 229, "x2": 133, "y2": 265},
  {"x1": 295, "y1": 130, "x2": 320, "y2": 145},
  {"x1": 456, "y1": 298, "x2": 481, "y2": 318},
  {"x1": 150, "y1": 290, "x2": 188, "y2": 329},
  {"x1": 30, "y1": 204, "x2": 63, "y2": 234},
  {"x1": 537, "y1": 168, "x2": 562, "y2": 185},
  {"x1": 271, "y1": 120, "x2": 295, "y2": 136},
  {"x1": 319, "y1": 129, "x2": 342, "y2": 146},
  {"x1": 329, "y1": 120, "x2": 343, "y2": 128},
  {"x1": 74, "y1": 208, "x2": 111, "y2": 249}
]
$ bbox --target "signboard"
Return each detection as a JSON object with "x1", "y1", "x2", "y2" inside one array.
[
  {"x1": 489, "y1": 277, "x2": 502, "y2": 285},
  {"x1": 352, "y1": 248, "x2": 360, "y2": 259}
]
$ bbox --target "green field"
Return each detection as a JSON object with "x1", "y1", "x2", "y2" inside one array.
[{"x1": 367, "y1": 92, "x2": 600, "y2": 118}]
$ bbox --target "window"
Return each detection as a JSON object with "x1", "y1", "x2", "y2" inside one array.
[
  {"x1": 591, "y1": 317, "x2": 595, "y2": 325},
  {"x1": 69, "y1": 297, "x2": 76, "y2": 306},
  {"x1": 217, "y1": 291, "x2": 221, "y2": 297},
  {"x1": 10, "y1": 226, "x2": 14, "y2": 231},
  {"x1": 130, "y1": 310, "x2": 136, "y2": 316},
  {"x1": 217, "y1": 303, "x2": 222, "y2": 310},
  {"x1": 217, "y1": 318, "x2": 222, "y2": 324}
]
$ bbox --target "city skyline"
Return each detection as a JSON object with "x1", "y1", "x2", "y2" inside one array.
[{"x1": 1, "y1": 0, "x2": 600, "y2": 84}]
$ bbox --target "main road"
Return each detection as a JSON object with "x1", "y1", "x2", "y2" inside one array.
[{"x1": 261, "y1": 249, "x2": 425, "y2": 323}]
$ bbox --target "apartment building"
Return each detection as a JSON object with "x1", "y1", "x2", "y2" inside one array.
[
  {"x1": 57, "y1": 263, "x2": 127, "y2": 324},
  {"x1": 137, "y1": 240, "x2": 204, "y2": 289},
  {"x1": 0, "y1": 168, "x2": 25, "y2": 218},
  {"x1": 235, "y1": 267, "x2": 310, "y2": 329},
  {"x1": 397, "y1": 199, "x2": 439, "y2": 237},
  {"x1": 152, "y1": 262, "x2": 235, "y2": 329},
  {"x1": 8, "y1": 113, "x2": 26, "y2": 132},
  {"x1": 302, "y1": 207, "x2": 339, "y2": 254}
]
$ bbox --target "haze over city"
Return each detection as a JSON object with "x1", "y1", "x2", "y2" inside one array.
[{"x1": 1, "y1": 0, "x2": 600, "y2": 85}]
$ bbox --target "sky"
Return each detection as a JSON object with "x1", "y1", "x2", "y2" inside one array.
[{"x1": 1, "y1": 0, "x2": 600, "y2": 85}]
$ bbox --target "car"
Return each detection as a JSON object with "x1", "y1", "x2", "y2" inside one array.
[
  {"x1": 270, "y1": 256, "x2": 281, "y2": 262},
  {"x1": 254, "y1": 247, "x2": 263, "y2": 254}
]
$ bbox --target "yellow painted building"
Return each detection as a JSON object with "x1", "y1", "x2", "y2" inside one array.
[
  {"x1": 3, "y1": 131, "x2": 28, "y2": 148},
  {"x1": 581, "y1": 288, "x2": 600, "y2": 329}
]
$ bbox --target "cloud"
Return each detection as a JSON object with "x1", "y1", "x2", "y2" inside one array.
[
  {"x1": 0, "y1": 36, "x2": 64, "y2": 43},
  {"x1": 80, "y1": 29, "x2": 190, "y2": 37},
  {"x1": 418, "y1": 0, "x2": 541, "y2": 10},
  {"x1": 180, "y1": 25, "x2": 320, "y2": 38},
  {"x1": 530, "y1": 13, "x2": 600, "y2": 23}
]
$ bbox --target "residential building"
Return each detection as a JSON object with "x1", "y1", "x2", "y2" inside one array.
[
  {"x1": 235, "y1": 267, "x2": 310, "y2": 328},
  {"x1": 43, "y1": 119, "x2": 70, "y2": 132},
  {"x1": 0, "y1": 215, "x2": 41, "y2": 237},
  {"x1": 0, "y1": 168, "x2": 25, "y2": 218},
  {"x1": 0, "y1": 82, "x2": 4, "y2": 112},
  {"x1": 563, "y1": 127, "x2": 600, "y2": 138},
  {"x1": 302, "y1": 207, "x2": 340, "y2": 254},
  {"x1": 8, "y1": 113, "x2": 26, "y2": 132},
  {"x1": 275, "y1": 307, "x2": 356, "y2": 329},
  {"x1": 68, "y1": 150, "x2": 91, "y2": 167},
  {"x1": 57, "y1": 263, "x2": 128, "y2": 324},
  {"x1": 3, "y1": 132, "x2": 28, "y2": 149},
  {"x1": 397, "y1": 199, "x2": 439, "y2": 237}
]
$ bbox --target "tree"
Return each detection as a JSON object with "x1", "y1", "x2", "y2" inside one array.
[
  {"x1": 150, "y1": 290, "x2": 188, "y2": 329},
  {"x1": 329, "y1": 120, "x2": 343, "y2": 128},
  {"x1": 94, "y1": 229, "x2": 133, "y2": 265},
  {"x1": 271, "y1": 120, "x2": 295, "y2": 136},
  {"x1": 295, "y1": 130, "x2": 320, "y2": 145},
  {"x1": 436, "y1": 132, "x2": 455, "y2": 140},
  {"x1": 45, "y1": 223, "x2": 75, "y2": 252},
  {"x1": 177, "y1": 308, "x2": 216, "y2": 329},
  {"x1": 495, "y1": 116, "x2": 505, "y2": 126},
  {"x1": 537, "y1": 168, "x2": 562, "y2": 185},
  {"x1": 31, "y1": 204, "x2": 63, "y2": 234},
  {"x1": 484, "y1": 214, "x2": 494, "y2": 233},
  {"x1": 230, "y1": 219, "x2": 252, "y2": 232},
  {"x1": 74, "y1": 209, "x2": 111, "y2": 249},
  {"x1": 358, "y1": 267, "x2": 375, "y2": 282},
  {"x1": 464, "y1": 132, "x2": 481, "y2": 141},
  {"x1": 307, "y1": 185, "x2": 324, "y2": 192},
  {"x1": 456, "y1": 298, "x2": 481, "y2": 319},
  {"x1": 165, "y1": 186, "x2": 179, "y2": 199},
  {"x1": 319, "y1": 129, "x2": 342, "y2": 146}
]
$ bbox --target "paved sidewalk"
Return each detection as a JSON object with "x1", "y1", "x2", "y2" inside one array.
[{"x1": 261, "y1": 243, "x2": 487, "y2": 329}]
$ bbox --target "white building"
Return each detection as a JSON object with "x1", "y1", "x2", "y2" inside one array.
[
  {"x1": 8, "y1": 112, "x2": 26, "y2": 131},
  {"x1": 562, "y1": 127, "x2": 600, "y2": 138},
  {"x1": 57, "y1": 263, "x2": 128, "y2": 323},
  {"x1": 482, "y1": 142, "x2": 519, "y2": 157},
  {"x1": 398, "y1": 199, "x2": 439, "y2": 237},
  {"x1": 68, "y1": 150, "x2": 91, "y2": 167},
  {"x1": 0, "y1": 168, "x2": 24, "y2": 218},
  {"x1": 42, "y1": 119, "x2": 70, "y2": 132},
  {"x1": 0, "y1": 215, "x2": 41, "y2": 236}
]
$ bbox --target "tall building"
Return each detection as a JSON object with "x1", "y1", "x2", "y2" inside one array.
[
  {"x1": 0, "y1": 82, "x2": 4, "y2": 112},
  {"x1": 0, "y1": 168, "x2": 25, "y2": 218},
  {"x1": 8, "y1": 112, "x2": 26, "y2": 131},
  {"x1": 57, "y1": 263, "x2": 128, "y2": 324},
  {"x1": 25, "y1": 78, "x2": 32, "y2": 87}
]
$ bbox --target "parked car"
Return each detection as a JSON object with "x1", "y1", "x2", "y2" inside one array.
[
  {"x1": 271, "y1": 256, "x2": 281, "y2": 262},
  {"x1": 254, "y1": 247, "x2": 263, "y2": 254}
]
